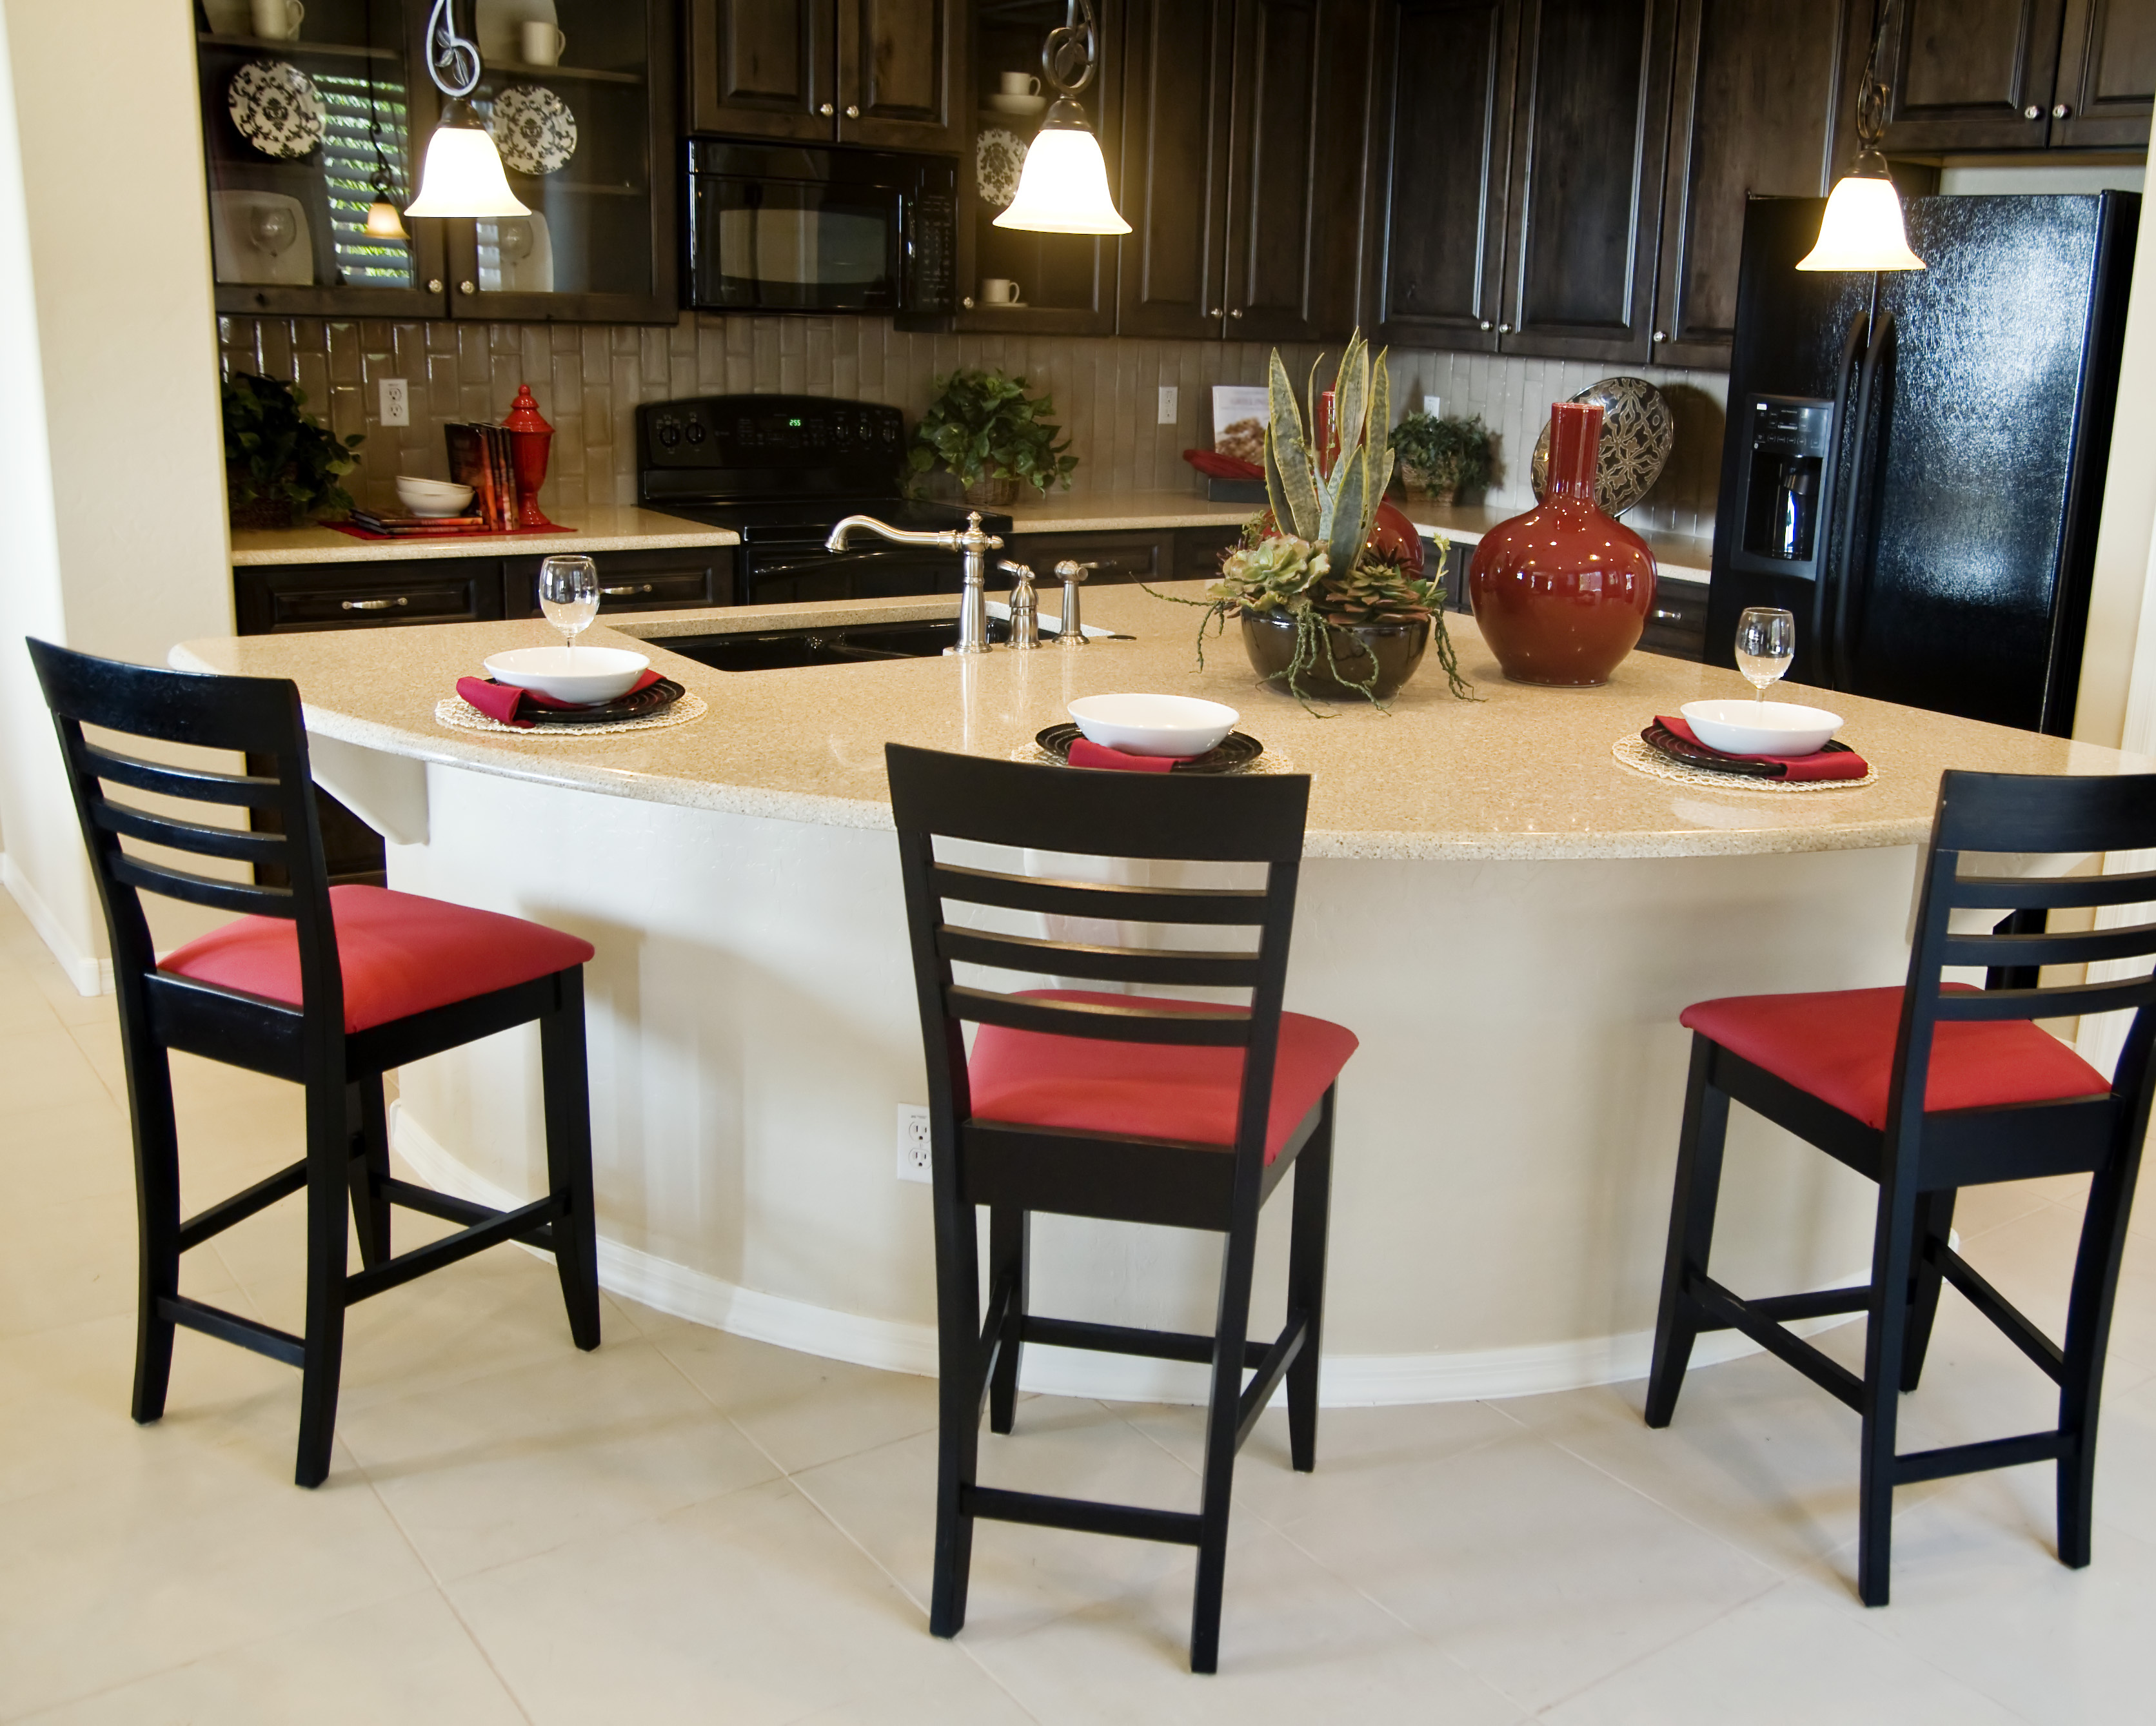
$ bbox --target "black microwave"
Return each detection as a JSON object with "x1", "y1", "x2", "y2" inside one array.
[{"x1": 686, "y1": 139, "x2": 957, "y2": 317}]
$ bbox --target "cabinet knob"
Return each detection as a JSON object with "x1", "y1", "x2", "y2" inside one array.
[
  {"x1": 819, "y1": 102, "x2": 835, "y2": 116},
  {"x1": 2025, "y1": 104, "x2": 2042, "y2": 119},
  {"x1": 1478, "y1": 319, "x2": 1492, "y2": 331},
  {"x1": 2053, "y1": 103, "x2": 2071, "y2": 119},
  {"x1": 845, "y1": 104, "x2": 860, "y2": 119},
  {"x1": 1498, "y1": 322, "x2": 1512, "y2": 334},
  {"x1": 1229, "y1": 308, "x2": 1243, "y2": 319},
  {"x1": 962, "y1": 295, "x2": 976, "y2": 309},
  {"x1": 1209, "y1": 307, "x2": 1223, "y2": 317},
  {"x1": 459, "y1": 280, "x2": 475, "y2": 295},
  {"x1": 427, "y1": 278, "x2": 444, "y2": 293},
  {"x1": 1652, "y1": 330, "x2": 1667, "y2": 343}
]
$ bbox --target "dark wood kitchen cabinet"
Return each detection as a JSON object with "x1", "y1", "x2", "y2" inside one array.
[
  {"x1": 1116, "y1": 0, "x2": 1374, "y2": 343},
  {"x1": 687, "y1": 0, "x2": 964, "y2": 151},
  {"x1": 1880, "y1": 0, "x2": 2156, "y2": 153}
]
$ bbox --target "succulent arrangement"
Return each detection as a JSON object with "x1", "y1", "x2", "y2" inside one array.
[
  {"x1": 1149, "y1": 334, "x2": 1472, "y2": 708},
  {"x1": 222, "y1": 372, "x2": 366, "y2": 529},
  {"x1": 1390, "y1": 409, "x2": 1496, "y2": 504},
  {"x1": 907, "y1": 368, "x2": 1078, "y2": 502}
]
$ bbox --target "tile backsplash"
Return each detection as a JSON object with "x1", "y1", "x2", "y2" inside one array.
[{"x1": 218, "y1": 314, "x2": 1729, "y2": 540}]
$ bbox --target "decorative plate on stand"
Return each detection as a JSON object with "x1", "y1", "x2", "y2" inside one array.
[
  {"x1": 1530, "y1": 376, "x2": 1675, "y2": 515},
  {"x1": 228, "y1": 60, "x2": 325, "y2": 160},
  {"x1": 490, "y1": 84, "x2": 579, "y2": 175},
  {"x1": 976, "y1": 126, "x2": 1026, "y2": 213}
]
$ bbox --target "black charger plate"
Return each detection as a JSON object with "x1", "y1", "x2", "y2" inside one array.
[
  {"x1": 484, "y1": 676, "x2": 686, "y2": 726},
  {"x1": 1035, "y1": 723, "x2": 1264, "y2": 774},
  {"x1": 1642, "y1": 720, "x2": 1855, "y2": 780}
]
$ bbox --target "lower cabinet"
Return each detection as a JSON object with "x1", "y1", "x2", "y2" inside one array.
[
  {"x1": 1011, "y1": 527, "x2": 1247, "y2": 590},
  {"x1": 1636, "y1": 574, "x2": 1709, "y2": 662},
  {"x1": 504, "y1": 547, "x2": 735, "y2": 616}
]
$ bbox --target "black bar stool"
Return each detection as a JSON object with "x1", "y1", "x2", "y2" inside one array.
[
  {"x1": 30, "y1": 640, "x2": 602, "y2": 1487},
  {"x1": 885, "y1": 743, "x2": 1358, "y2": 1672},
  {"x1": 1646, "y1": 766, "x2": 2156, "y2": 1604}
]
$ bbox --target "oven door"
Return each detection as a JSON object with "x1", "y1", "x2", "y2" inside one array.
[
  {"x1": 743, "y1": 544, "x2": 964, "y2": 605},
  {"x1": 690, "y1": 175, "x2": 904, "y2": 313}
]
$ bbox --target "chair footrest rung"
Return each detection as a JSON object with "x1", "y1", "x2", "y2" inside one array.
[
  {"x1": 176, "y1": 1159, "x2": 308, "y2": 1252},
  {"x1": 379, "y1": 1176, "x2": 502, "y2": 1232},
  {"x1": 1020, "y1": 1315, "x2": 1269, "y2": 1369},
  {"x1": 1689, "y1": 1274, "x2": 1864, "y2": 1412},
  {"x1": 1235, "y1": 1316, "x2": 1309, "y2": 1446},
  {"x1": 1893, "y1": 1429, "x2": 2067, "y2": 1484},
  {"x1": 157, "y1": 1294, "x2": 304, "y2": 1368},
  {"x1": 342, "y1": 1194, "x2": 564, "y2": 1304},
  {"x1": 963, "y1": 1485, "x2": 1202, "y2": 1545},
  {"x1": 1930, "y1": 1242, "x2": 2065, "y2": 1384}
]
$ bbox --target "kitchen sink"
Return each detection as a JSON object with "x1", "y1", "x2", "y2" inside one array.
[{"x1": 658, "y1": 616, "x2": 1034, "y2": 672}]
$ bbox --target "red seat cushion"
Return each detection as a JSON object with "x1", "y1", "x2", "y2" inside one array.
[
  {"x1": 159, "y1": 885, "x2": 595, "y2": 1034},
  {"x1": 966, "y1": 989, "x2": 1358, "y2": 1161},
  {"x1": 1681, "y1": 985, "x2": 2108, "y2": 1130}
]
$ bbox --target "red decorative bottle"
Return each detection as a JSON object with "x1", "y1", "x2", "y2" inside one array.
[
  {"x1": 1467, "y1": 401, "x2": 1656, "y2": 686},
  {"x1": 501, "y1": 384, "x2": 560, "y2": 531}
]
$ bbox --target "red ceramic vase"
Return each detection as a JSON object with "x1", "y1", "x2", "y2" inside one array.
[{"x1": 1467, "y1": 401, "x2": 1656, "y2": 686}]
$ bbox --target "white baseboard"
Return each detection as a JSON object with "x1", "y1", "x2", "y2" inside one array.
[
  {"x1": 389, "y1": 1101, "x2": 1863, "y2": 1406},
  {"x1": 0, "y1": 852, "x2": 108, "y2": 995}
]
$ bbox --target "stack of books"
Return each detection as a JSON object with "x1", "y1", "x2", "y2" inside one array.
[
  {"x1": 345, "y1": 511, "x2": 490, "y2": 536},
  {"x1": 444, "y1": 422, "x2": 520, "y2": 530}
]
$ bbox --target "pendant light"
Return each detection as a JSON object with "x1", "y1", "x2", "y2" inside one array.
[
  {"x1": 1797, "y1": 0, "x2": 1923, "y2": 272},
  {"x1": 404, "y1": 0, "x2": 528, "y2": 221},
  {"x1": 994, "y1": 0, "x2": 1129, "y2": 236},
  {"x1": 358, "y1": 6, "x2": 408, "y2": 240}
]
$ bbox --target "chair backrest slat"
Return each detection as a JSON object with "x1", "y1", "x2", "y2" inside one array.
[
  {"x1": 1932, "y1": 976, "x2": 2156, "y2": 1023},
  {"x1": 84, "y1": 742, "x2": 281, "y2": 809},
  {"x1": 937, "y1": 924, "x2": 1262, "y2": 989},
  {"x1": 950, "y1": 984, "x2": 1254, "y2": 1046},
  {"x1": 927, "y1": 861, "x2": 1270, "y2": 926},
  {"x1": 1944, "y1": 917, "x2": 2156, "y2": 973},
  {"x1": 1948, "y1": 867, "x2": 2156, "y2": 912},
  {"x1": 95, "y1": 801, "x2": 293, "y2": 869},
  {"x1": 110, "y1": 854, "x2": 297, "y2": 920}
]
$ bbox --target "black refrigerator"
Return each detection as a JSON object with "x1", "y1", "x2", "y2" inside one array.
[{"x1": 1708, "y1": 193, "x2": 2137, "y2": 735}]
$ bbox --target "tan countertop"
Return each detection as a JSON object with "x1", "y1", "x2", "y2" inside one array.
[
  {"x1": 173, "y1": 582, "x2": 2145, "y2": 861},
  {"x1": 229, "y1": 504, "x2": 742, "y2": 567}
]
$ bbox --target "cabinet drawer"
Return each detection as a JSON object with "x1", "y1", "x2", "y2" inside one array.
[
  {"x1": 1011, "y1": 531, "x2": 1171, "y2": 586},
  {"x1": 235, "y1": 560, "x2": 506, "y2": 635},
  {"x1": 1637, "y1": 577, "x2": 1708, "y2": 662},
  {"x1": 1175, "y1": 525, "x2": 1244, "y2": 581},
  {"x1": 506, "y1": 547, "x2": 735, "y2": 615}
]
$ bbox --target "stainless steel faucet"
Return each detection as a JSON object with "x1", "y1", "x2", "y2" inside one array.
[
  {"x1": 1000, "y1": 560, "x2": 1041, "y2": 649},
  {"x1": 825, "y1": 510, "x2": 1004, "y2": 654},
  {"x1": 1054, "y1": 559, "x2": 1095, "y2": 646}
]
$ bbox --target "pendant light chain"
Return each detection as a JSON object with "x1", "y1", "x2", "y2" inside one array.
[
  {"x1": 1852, "y1": 0, "x2": 1897, "y2": 160},
  {"x1": 425, "y1": 0, "x2": 482, "y2": 101}
]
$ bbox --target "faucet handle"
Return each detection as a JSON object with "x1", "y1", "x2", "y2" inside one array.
[{"x1": 1053, "y1": 559, "x2": 1095, "y2": 584}]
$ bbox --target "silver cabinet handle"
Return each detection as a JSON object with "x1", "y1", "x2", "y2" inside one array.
[
  {"x1": 426, "y1": 277, "x2": 444, "y2": 292},
  {"x1": 1652, "y1": 329, "x2": 1667, "y2": 342},
  {"x1": 2053, "y1": 103, "x2": 2071, "y2": 119},
  {"x1": 2025, "y1": 104, "x2": 2042, "y2": 119},
  {"x1": 845, "y1": 104, "x2": 860, "y2": 119},
  {"x1": 459, "y1": 280, "x2": 475, "y2": 295},
  {"x1": 1229, "y1": 308, "x2": 1243, "y2": 319},
  {"x1": 1650, "y1": 607, "x2": 1683, "y2": 623},
  {"x1": 600, "y1": 583, "x2": 655, "y2": 598},
  {"x1": 341, "y1": 596, "x2": 410, "y2": 612},
  {"x1": 1208, "y1": 307, "x2": 1223, "y2": 317},
  {"x1": 819, "y1": 102, "x2": 835, "y2": 115},
  {"x1": 1479, "y1": 319, "x2": 1492, "y2": 331}
]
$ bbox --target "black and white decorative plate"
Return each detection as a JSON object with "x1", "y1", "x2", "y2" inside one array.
[
  {"x1": 490, "y1": 84, "x2": 579, "y2": 176},
  {"x1": 976, "y1": 126, "x2": 1026, "y2": 213},
  {"x1": 228, "y1": 60, "x2": 325, "y2": 160},
  {"x1": 1530, "y1": 375, "x2": 1676, "y2": 516}
]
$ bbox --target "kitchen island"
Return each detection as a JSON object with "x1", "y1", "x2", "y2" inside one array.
[{"x1": 173, "y1": 584, "x2": 2142, "y2": 1404}]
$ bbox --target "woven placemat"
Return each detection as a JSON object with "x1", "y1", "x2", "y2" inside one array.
[
  {"x1": 1612, "y1": 732, "x2": 1876, "y2": 793},
  {"x1": 1010, "y1": 741, "x2": 1297, "y2": 776},
  {"x1": 435, "y1": 691, "x2": 708, "y2": 738}
]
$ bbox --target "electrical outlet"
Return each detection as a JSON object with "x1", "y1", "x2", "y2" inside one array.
[
  {"x1": 379, "y1": 377, "x2": 410, "y2": 427},
  {"x1": 1422, "y1": 394, "x2": 1441, "y2": 418},
  {"x1": 1158, "y1": 385, "x2": 1179, "y2": 425},
  {"x1": 896, "y1": 1104, "x2": 933, "y2": 1182}
]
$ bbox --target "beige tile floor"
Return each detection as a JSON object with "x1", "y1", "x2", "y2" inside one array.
[{"x1": 3, "y1": 885, "x2": 2153, "y2": 1724}]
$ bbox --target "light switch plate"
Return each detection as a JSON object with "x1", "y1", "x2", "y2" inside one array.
[
  {"x1": 379, "y1": 377, "x2": 410, "y2": 427},
  {"x1": 1158, "y1": 385, "x2": 1179, "y2": 425}
]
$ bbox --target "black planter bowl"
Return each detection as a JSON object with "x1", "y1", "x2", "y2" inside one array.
[{"x1": 1240, "y1": 610, "x2": 1431, "y2": 701}]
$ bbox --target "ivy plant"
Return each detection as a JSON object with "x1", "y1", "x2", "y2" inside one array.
[
  {"x1": 906, "y1": 368, "x2": 1078, "y2": 495},
  {"x1": 222, "y1": 372, "x2": 365, "y2": 522}
]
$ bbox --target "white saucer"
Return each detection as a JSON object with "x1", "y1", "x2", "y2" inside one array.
[{"x1": 987, "y1": 92, "x2": 1047, "y2": 115}]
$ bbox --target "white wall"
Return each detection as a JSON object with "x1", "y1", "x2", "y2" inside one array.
[{"x1": 0, "y1": 0, "x2": 232, "y2": 990}]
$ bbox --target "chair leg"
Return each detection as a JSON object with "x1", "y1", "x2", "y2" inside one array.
[
  {"x1": 295, "y1": 1074, "x2": 352, "y2": 1489},
  {"x1": 539, "y1": 971, "x2": 602, "y2": 1351},
  {"x1": 1645, "y1": 1035, "x2": 1731, "y2": 1429},
  {"x1": 987, "y1": 1204, "x2": 1028, "y2": 1436},
  {"x1": 1190, "y1": 1197, "x2": 1262, "y2": 1675},
  {"x1": 346, "y1": 1077, "x2": 393, "y2": 1270},
  {"x1": 123, "y1": 1034, "x2": 181, "y2": 1426},
  {"x1": 929, "y1": 1152, "x2": 984, "y2": 1638},
  {"x1": 2056, "y1": 1152, "x2": 2141, "y2": 1569},
  {"x1": 1899, "y1": 1188, "x2": 1957, "y2": 1393},
  {"x1": 1857, "y1": 1174, "x2": 1921, "y2": 1607},
  {"x1": 1286, "y1": 1088, "x2": 1336, "y2": 1474}
]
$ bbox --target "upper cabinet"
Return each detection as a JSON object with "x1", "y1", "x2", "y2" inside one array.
[
  {"x1": 1116, "y1": 0, "x2": 1374, "y2": 344},
  {"x1": 1880, "y1": 0, "x2": 2156, "y2": 153},
  {"x1": 687, "y1": 0, "x2": 964, "y2": 151},
  {"x1": 198, "y1": 0, "x2": 677, "y2": 323}
]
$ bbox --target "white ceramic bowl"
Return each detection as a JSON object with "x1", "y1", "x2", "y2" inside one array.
[
  {"x1": 483, "y1": 645, "x2": 649, "y2": 706},
  {"x1": 1068, "y1": 693, "x2": 1240, "y2": 757},
  {"x1": 395, "y1": 476, "x2": 476, "y2": 517},
  {"x1": 1681, "y1": 698, "x2": 1843, "y2": 757}
]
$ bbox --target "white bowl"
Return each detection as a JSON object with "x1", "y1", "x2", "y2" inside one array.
[
  {"x1": 396, "y1": 476, "x2": 476, "y2": 517},
  {"x1": 1682, "y1": 698, "x2": 1843, "y2": 757},
  {"x1": 483, "y1": 645, "x2": 649, "y2": 705},
  {"x1": 1069, "y1": 693, "x2": 1240, "y2": 757}
]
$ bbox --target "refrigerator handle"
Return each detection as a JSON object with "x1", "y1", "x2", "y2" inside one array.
[
  {"x1": 1817, "y1": 311, "x2": 1871, "y2": 687},
  {"x1": 1831, "y1": 309, "x2": 1893, "y2": 690}
]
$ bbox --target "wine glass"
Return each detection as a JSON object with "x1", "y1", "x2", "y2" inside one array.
[
  {"x1": 539, "y1": 555, "x2": 600, "y2": 665},
  {"x1": 1734, "y1": 606, "x2": 1796, "y2": 704}
]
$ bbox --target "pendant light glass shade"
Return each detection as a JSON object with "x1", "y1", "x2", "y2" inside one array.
[
  {"x1": 1797, "y1": 164, "x2": 1924, "y2": 272},
  {"x1": 994, "y1": 99, "x2": 1129, "y2": 235},
  {"x1": 364, "y1": 197, "x2": 410, "y2": 239},
  {"x1": 405, "y1": 101, "x2": 529, "y2": 219}
]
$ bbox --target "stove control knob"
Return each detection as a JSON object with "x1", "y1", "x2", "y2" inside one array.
[
  {"x1": 686, "y1": 418, "x2": 707, "y2": 444},
  {"x1": 657, "y1": 420, "x2": 682, "y2": 449}
]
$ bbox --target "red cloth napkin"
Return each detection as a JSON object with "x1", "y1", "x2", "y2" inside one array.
[
  {"x1": 1655, "y1": 714, "x2": 1869, "y2": 781},
  {"x1": 457, "y1": 669, "x2": 663, "y2": 728},
  {"x1": 1182, "y1": 448, "x2": 1263, "y2": 480},
  {"x1": 1067, "y1": 738, "x2": 1191, "y2": 774}
]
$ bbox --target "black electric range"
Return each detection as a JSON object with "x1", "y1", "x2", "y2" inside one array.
[{"x1": 636, "y1": 394, "x2": 1014, "y2": 606}]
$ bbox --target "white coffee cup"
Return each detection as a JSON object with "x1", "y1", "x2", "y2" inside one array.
[
  {"x1": 979, "y1": 278, "x2": 1021, "y2": 305},
  {"x1": 251, "y1": 0, "x2": 303, "y2": 39},
  {"x1": 998, "y1": 72, "x2": 1041, "y2": 96},
  {"x1": 522, "y1": 20, "x2": 566, "y2": 64}
]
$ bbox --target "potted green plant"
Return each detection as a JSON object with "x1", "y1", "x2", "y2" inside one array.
[
  {"x1": 1149, "y1": 333, "x2": 1473, "y2": 709},
  {"x1": 222, "y1": 372, "x2": 365, "y2": 531},
  {"x1": 907, "y1": 368, "x2": 1078, "y2": 505},
  {"x1": 1390, "y1": 410, "x2": 1495, "y2": 507}
]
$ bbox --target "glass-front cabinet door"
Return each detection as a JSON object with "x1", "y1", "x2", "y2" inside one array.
[
  {"x1": 442, "y1": 0, "x2": 679, "y2": 323},
  {"x1": 197, "y1": 0, "x2": 446, "y2": 317}
]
